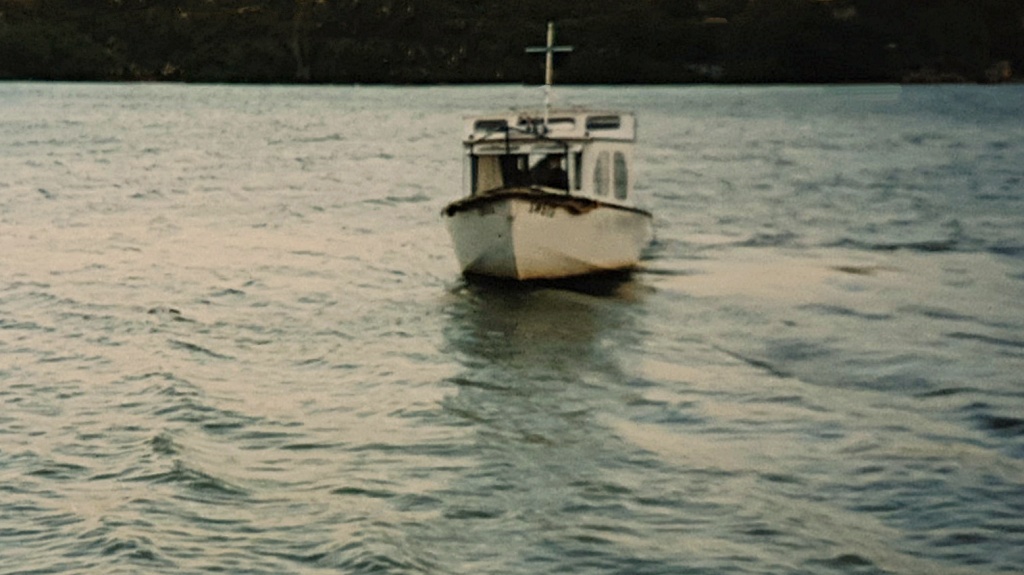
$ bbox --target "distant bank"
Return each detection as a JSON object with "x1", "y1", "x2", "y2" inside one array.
[{"x1": 1, "y1": 0, "x2": 1021, "y2": 85}]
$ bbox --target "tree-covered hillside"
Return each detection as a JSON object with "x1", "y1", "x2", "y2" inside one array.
[{"x1": 1, "y1": 0, "x2": 1021, "y2": 83}]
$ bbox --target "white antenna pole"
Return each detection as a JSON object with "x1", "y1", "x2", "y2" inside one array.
[{"x1": 526, "y1": 21, "x2": 573, "y2": 132}]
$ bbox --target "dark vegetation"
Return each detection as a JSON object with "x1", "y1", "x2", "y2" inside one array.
[{"x1": 1, "y1": 0, "x2": 1021, "y2": 83}]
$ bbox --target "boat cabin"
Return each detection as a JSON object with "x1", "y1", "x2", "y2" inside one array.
[{"x1": 462, "y1": 110, "x2": 637, "y2": 204}]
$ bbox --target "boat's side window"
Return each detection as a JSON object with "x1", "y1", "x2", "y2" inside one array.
[
  {"x1": 594, "y1": 151, "x2": 610, "y2": 196},
  {"x1": 613, "y1": 151, "x2": 628, "y2": 199},
  {"x1": 573, "y1": 152, "x2": 583, "y2": 191}
]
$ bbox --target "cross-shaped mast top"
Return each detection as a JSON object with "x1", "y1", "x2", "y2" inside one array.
[{"x1": 525, "y1": 22, "x2": 573, "y2": 130}]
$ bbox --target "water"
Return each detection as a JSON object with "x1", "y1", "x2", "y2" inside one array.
[{"x1": 1, "y1": 82, "x2": 1022, "y2": 574}]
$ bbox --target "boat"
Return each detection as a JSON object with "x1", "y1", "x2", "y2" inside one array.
[{"x1": 441, "y1": 23, "x2": 654, "y2": 281}]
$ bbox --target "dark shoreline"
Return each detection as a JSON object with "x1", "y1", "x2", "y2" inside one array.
[{"x1": 2, "y1": 1, "x2": 1020, "y2": 86}]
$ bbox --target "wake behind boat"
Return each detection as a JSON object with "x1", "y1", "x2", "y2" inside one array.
[{"x1": 441, "y1": 23, "x2": 654, "y2": 280}]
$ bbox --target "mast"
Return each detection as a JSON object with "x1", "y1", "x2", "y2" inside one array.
[{"x1": 525, "y1": 22, "x2": 573, "y2": 131}]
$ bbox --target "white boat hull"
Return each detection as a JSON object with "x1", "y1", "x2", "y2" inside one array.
[{"x1": 443, "y1": 193, "x2": 653, "y2": 280}]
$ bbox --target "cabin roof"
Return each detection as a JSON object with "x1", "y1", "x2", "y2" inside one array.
[{"x1": 463, "y1": 109, "x2": 635, "y2": 144}]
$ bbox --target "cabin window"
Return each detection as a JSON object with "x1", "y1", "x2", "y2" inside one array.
[
  {"x1": 518, "y1": 117, "x2": 575, "y2": 132},
  {"x1": 472, "y1": 155, "x2": 512, "y2": 194},
  {"x1": 470, "y1": 155, "x2": 477, "y2": 194},
  {"x1": 587, "y1": 115, "x2": 621, "y2": 131},
  {"x1": 594, "y1": 151, "x2": 610, "y2": 196},
  {"x1": 573, "y1": 152, "x2": 583, "y2": 191},
  {"x1": 528, "y1": 152, "x2": 568, "y2": 190},
  {"x1": 474, "y1": 119, "x2": 508, "y2": 133},
  {"x1": 613, "y1": 151, "x2": 628, "y2": 199},
  {"x1": 502, "y1": 154, "x2": 530, "y2": 187},
  {"x1": 473, "y1": 153, "x2": 571, "y2": 193}
]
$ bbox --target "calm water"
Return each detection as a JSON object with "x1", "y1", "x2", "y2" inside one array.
[{"x1": 1, "y1": 83, "x2": 1022, "y2": 574}]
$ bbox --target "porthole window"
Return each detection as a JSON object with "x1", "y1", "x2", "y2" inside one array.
[
  {"x1": 613, "y1": 151, "x2": 628, "y2": 199},
  {"x1": 594, "y1": 151, "x2": 610, "y2": 196}
]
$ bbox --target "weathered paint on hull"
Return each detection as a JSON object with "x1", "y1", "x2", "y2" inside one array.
[{"x1": 444, "y1": 196, "x2": 653, "y2": 280}]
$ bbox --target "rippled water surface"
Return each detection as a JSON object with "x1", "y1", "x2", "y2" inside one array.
[{"x1": 1, "y1": 83, "x2": 1023, "y2": 574}]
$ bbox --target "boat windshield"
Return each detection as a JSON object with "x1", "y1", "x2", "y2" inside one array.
[{"x1": 471, "y1": 152, "x2": 569, "y2": 194}]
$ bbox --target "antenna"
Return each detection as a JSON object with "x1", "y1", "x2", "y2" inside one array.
[{"x1": 525, "y1": 21, "x2": 573, "y2": 131}]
